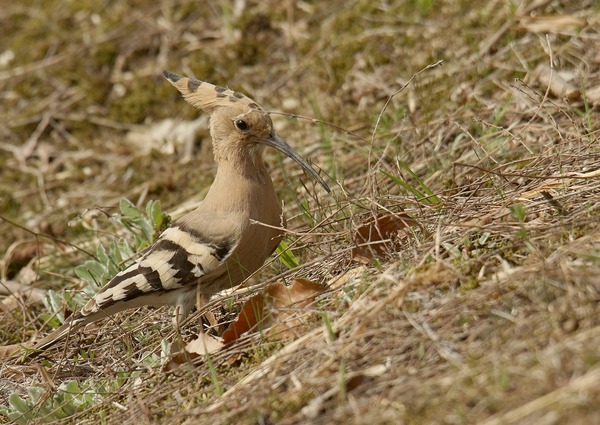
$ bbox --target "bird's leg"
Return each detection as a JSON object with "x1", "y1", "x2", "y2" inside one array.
[{"x1": 196, "y1": 288, "x2": 216, "y2": 335}]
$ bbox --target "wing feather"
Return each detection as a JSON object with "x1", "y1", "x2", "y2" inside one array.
[{"x1": 81, "y1": 224, "x2": 236, "y2": 317}]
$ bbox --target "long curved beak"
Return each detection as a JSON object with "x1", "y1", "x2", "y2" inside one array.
[{"x1": 260, "y1": 134, "x2": 331, "y2": 193}]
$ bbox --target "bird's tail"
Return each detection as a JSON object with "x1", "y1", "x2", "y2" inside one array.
[
  {"x1": 30, "y1": 319, "x2": 83, "y2": 352},
  {"x1": 18, "y1": 313, "x2": 93, "y2": 360}
]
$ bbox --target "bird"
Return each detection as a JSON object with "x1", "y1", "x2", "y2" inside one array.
[{"x1": 28, "y1": 70, "x2": 330, "y2": 354}]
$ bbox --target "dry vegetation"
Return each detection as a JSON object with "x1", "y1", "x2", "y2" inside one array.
[{"x1": 1, "y1": 0, "x2": 600, "y2": 423}]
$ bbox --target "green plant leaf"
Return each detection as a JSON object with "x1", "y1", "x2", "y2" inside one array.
[
  {"x1": 510, "y1": 203, "x2": 527, "y2": 222},
  {"x1": 147, "y1": 199, "x2": 166, "y2": 230},
  {"x1": 478, "y1": 232, "x2": 491, "y2": 245},
  {"x1": 116, "y1": 240, "x2": 135, "y2": 263},
  {"x1": 96, "y1": 244, "x2": 110, "y2": 267},
  {"x1": 8, "y1": 394, "x2": 33, "y2": 420},
  {"x1": 75, "y1": 260, "x2": 107, "y2": 293},
  {"x1": 276, "y1": 240, "x2": 299, "y2": 270},
  {"x1": 42, "y1": 290, "x2": 66, "y2": 324},
  {"x1": 132, "y1": 217, "x2": 154, "y2": 244},
  {"x1": 382, "y1": 170, "x2": 425, "y2": 198},
  {"x1": 386, "y1": 160, "x2": 442, "y2": 204},
  {"x1": 119, "y1": 198, "x2": 143, "y2": 218},
  {"x1": 26, "y1": 387, "x2": 45, "y2": 405}
]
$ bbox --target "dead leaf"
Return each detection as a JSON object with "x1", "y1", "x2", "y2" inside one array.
[
  {"x1": 0, "y1": 294, "x2": 24, "y2": 313},
  {"x1": 268, "y1": 278, "x2": 324, "y2": 308},
  {"x1": 164, "y1": 333, "x2": 224, "y2": 371},
  {"x1": 351, "y1": 213, "x2": 419, "y2": 263},
  {"x1": 585, "y1": 85, "x2": 600, "y2": 105},
  {"x1": 531, "y1": 64, "x2": 580, "y2": 100},
  {"x1": 125, "y1": 117, "x2": 207, "y2": 161},
  {"x1": 165, "y1": 279, "x2": 323, "y2": 369},
  {"x1": 4, "y1": 242, "x2": 40, "y2": 275},
  {"x1": 520, "y1": 15, "x2": 585, "y2": 33},
  {"x1": 518, "y1": 168, "x2": 600, "y2": 200},
  {"x1": 184, "y1": 333, "x2": 223, "y2": 356},
  {"x1": 0, "y1": 344, "x2": 24, "y2": 359},
  {"x1": 0, "y1": 280, "x2": 47, "y2": 312},
  {"x1": 302, "y1": 365, "x2": 390, "y2": 419},
  {"x1": 265, "y1": 278, "x2": 324, "y2": 340},
  {"x1": 222, "y1": 278, "x2": 324, "y2": 344},
  {"x1": 327, "y1": 266, "x2": 368, "y2": 291},
  {"x1": 221, "y1": 292, "x2": 266, "y2": 345}
]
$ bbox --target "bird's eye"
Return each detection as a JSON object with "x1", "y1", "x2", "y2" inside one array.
[{"x1": 234, "y1": 119, "x2": 249, "y2": 131}]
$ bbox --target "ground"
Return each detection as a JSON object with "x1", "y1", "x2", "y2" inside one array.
[{"x1": 1, "y1": 0, "x2": 599, "y2": 424}]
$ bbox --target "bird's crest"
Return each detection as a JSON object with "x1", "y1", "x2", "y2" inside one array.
[{"x1": 163, "y1": 70, "x2": 265, "y2": 114}]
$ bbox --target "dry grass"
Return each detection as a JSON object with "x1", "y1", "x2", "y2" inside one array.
[{"x1": 1, "y1": 0, "x2": 600, "y2": 424}]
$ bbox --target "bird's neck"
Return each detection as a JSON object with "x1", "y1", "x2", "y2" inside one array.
[
  {"x1": 204, "y1": 150, "x2": 276, "y2": 212},
  {"x1": 213, "y1": 143, "x2": 266, "y2": 176},
  {"x1": 216, "y1": 142, "x2": 270, "y2": 176}
]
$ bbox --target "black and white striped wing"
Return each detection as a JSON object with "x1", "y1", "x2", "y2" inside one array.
[{"x1": 78, "y1": 224, "x2": 235, "y2": 320}]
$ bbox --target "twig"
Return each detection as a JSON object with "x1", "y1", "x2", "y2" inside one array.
[{"x1": 0, "y1": 215, "x2": 95, "y2": 259}]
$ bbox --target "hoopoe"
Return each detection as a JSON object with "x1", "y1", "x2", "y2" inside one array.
[{"x1": 30, "y1": 70, "x2": 330, "y2": 353}]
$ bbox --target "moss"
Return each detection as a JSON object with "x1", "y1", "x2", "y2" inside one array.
[
  {"x1": 461, "y1": 276, "x2": 480, "y2": 291},
  {"x1": 241, "y1": 16, "x2": 275, "y2": 65},
  {"x1": 107, "y1": 78, "x2": 157, "y2": 123},
  {"x1": 0, "y1": 189, "x2": 19, "y2": 218}
]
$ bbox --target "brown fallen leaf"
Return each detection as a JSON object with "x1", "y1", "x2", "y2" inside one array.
[
  {"x1": 302, "y1": 364, "x2": 390, "y2": 419},
  {"x1": 125, "y1": 117, "x2": 207, "y2": 162},
  {"x1": 327, "y1": 266, "x2": 368, "y2": 291},
  {"x1": 0, "y1": 294, "x2": 26, "y2": 313},
  {"x1": 165, "y1": 278, "x2": 323, "y2": 369},
  {"x1": 0, "y1": 344, "x2": 27, "y2": 359},
  {"x1": 518, "y1": 168, "x2": 600, "y2": 200},
  {"x1": 184, "y1": 333, "x2": 223, "y2": 356},
  {"x1": 351, "y1": 213, "x2": 419, "y2": 263},
  {"x1": 265, "y1": 278, "x2": 324, "y2": 339},
  {"x1": 222, "y1": 278, "x2": 324, "y2": 344},
  {"x1": 585, "y1": 85, "x2": 600, "y2": 105},
  {"x1": 3, "y1": 242, "x2": 40, "y2": 277},
  {"x1": 0, "y1": 280, "x2": 47, "y2": 313},
  {"x1": 519, "y1": 15, "x2": 585, "y2": 33},
  {"x1": 531, "y1": 64, "x2": 580, "y2": 100},
  {"x1": 164, "y1": 333, "x2": 224, "y2": 371},
  {"x1": 221, "y1": 292, "x2": 266, "y2": 345}
]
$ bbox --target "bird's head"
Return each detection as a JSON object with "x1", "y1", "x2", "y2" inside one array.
[{"x1": 163, "y1": 70, "x2": 330, "y2": 192}]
